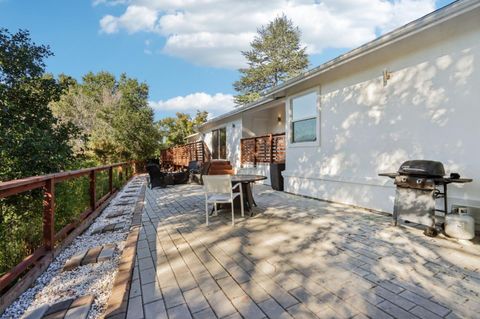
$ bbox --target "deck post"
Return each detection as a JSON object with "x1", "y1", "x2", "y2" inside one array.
[
  {"x1": 89, "y1": 170, "x2": 96, "y2": 211},
  {"x1": 43, "y1": 178, "x2": 55, "y2": 251}
]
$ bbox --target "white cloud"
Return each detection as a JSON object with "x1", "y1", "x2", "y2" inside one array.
[
  {"x1": 97, "y1": 0, "x2": 436, "y2": 68},
  {"x1": 149, "y1": 92, "x2": 235, "y2": 117},
  {"x1": 100, "y1": 5, "x2": 158, "y2": 34}
]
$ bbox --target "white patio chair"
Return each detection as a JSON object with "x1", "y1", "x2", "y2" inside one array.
[{"x1": 203, "y1": 175, "x2": 244, "y2": 226}]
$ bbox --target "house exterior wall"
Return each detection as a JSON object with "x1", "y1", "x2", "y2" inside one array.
[
  {"x1": 283, "y1": 9, "x2": 480, "y2": 216},
  {"x1": 200, "y1": 116, "x2": 242, "y2": 172},
  {"x1": 242, "y1": 104, "x2": 286, "y2": 138}
]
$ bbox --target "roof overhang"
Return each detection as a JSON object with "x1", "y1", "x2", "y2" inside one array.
[{"x1": 198, "y1": 0, "x2": 480, "y2": 129}]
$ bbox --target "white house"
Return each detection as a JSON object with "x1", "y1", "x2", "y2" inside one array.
[{"x1": 191, "y1": 0, "x2": 480, "y2": 223}]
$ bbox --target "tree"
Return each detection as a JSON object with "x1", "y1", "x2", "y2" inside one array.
[
  {"x1": 157, "y1": 110, "x2": 208, "y2": 148},
  {"x1": 233, "y1": 15, "x2": 309, "y2": 105},
  {"x1": 50, "y1": 71, "x2": 160, "y2": 163},
  {"x1": 0, "y1": 28, "x2": 80, "y2": 274},
  {"x1": 0, "y1": 28, "x2": 78, "y2": 181}
]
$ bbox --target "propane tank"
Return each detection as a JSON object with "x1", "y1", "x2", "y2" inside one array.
[{"x1": 445, "y1": 208, "x2": 475, "y2": 240}]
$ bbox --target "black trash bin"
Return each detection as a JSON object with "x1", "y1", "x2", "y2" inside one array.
[{"x1": 270, "y1": 162, "x2": 285, "y2": 191}]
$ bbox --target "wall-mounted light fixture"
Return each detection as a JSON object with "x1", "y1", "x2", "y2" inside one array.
[
  {"x1": 383, "y1": 69, "x2": 392, "y2": 86},
  {"x1": 277, "y1": 114, "x2": 282, "y2": 123},
  {"x1": 232, "y1": 123, "x2": 236, "y2": 128}
]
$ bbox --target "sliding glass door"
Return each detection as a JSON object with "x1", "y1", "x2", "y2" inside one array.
[{"x1": 211, "y1": 127, "x2": 226, "y2": 159}]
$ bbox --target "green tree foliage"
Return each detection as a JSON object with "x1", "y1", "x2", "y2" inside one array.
[
  {"x1": 50, "y1": 72, "x2": 160, "y2": 163},
  {"x1": 157, "y1": 110, "x2": 208, "y2": 148},
  {"x1": 0, "y1": 28, "x2": 78, "y2": 181},
  {"x1": 233, "y1": 15, "x2": 309, "y2": 105},
  {"x1": 0, "y1": 29, "x2": 79, "y2": 275}
]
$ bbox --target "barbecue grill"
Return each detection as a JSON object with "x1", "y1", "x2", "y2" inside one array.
[{"x1": 379, "y1": 160, "x2": 472, "y2": 236}]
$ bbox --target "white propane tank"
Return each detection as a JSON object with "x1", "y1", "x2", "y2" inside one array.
[{"x1": 445, "y1": 210, "x2": 475, "y2": 240}]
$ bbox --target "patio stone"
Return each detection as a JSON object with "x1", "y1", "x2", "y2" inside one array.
[
  {"x1": 114, "y1": 199, "x2": 135, "y2": 206},
  {"x1": 91, "y1": 222, "x2": 126, "y2": 235},
  {"x1": 63, "y1": 245, "x2": 115, "y2": 271},
  {"x1": 24, "y1": 295, "x2": 94, "y2": 319},
  {"x1": 130, "y1": 184, "x2": 480, "y2": 319},
  {"x1": 23, "y1": 304, "x2": 50, "y2": 319},
  {"x1": 106, "y1": 210, "x2": 129, "y2": 218}
]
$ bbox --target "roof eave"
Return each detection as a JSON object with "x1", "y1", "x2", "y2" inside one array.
[{"x1": 199, "y1": 0, "x2": 480, "y2": 129}]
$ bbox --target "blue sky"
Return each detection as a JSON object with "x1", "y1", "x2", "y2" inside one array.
[{"x1": 0, "y1": 0, "x2": 454, "y2": 120}]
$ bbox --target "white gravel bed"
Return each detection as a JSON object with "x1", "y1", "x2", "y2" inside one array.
[{"x1": 0, "y1": 176, "x2": 145, "y2": 319}]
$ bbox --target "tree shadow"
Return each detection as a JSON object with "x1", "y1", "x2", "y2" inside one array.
[{"x1": 137, "y1": 183, "x2": 480, "y2": 318}]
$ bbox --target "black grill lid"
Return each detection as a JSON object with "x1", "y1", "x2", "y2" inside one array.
[{"x1": 398, "y1": 160, "x2": 445, "y2": 177}]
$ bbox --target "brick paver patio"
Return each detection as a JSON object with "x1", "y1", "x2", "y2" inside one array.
[{"x1": 128, "y1": 184, "x2": 480, "y2": 319}]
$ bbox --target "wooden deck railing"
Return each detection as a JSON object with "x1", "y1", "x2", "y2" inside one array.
[
  {"x1": 160, "y1": 141, "x2": 211, "y2": 167},
  {"x1": 241, "y1": 133, "x2": 286, "y2": 166},
  {"x1": 0, "y1": 162, "x2": 134, "y2": 309}
]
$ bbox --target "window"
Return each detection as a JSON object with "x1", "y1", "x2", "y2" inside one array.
[
  {"x1": 211, "y1": 127, "x2": 226, "y2": 159},
  {"x1": 290, "y1": 91, "x2": 318, "y2": 143}
]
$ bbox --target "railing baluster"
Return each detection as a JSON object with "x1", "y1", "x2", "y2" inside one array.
[
  {"x1": 269, "y1": 134, "x2": 273, "y2": 163},
  {"x1": 254, "y1": 138, "x2": 257, "y2": 167},
  {"x1": 43, "y1": 178, "x2": 55, "y2": 251},
  {"x1": 240, "y1": 133, "x2": 285, "y2": 165}
]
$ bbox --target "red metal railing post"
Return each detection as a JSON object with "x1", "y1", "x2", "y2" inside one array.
[
  {"x1": 89, "y1": 170, "x2": 96, "y2": 211},
  {"x1": 108, "y1": 167, "x2": 113, "y2": 194},
  {"x1": 43, "y1": 178, "x2": 55, "y2": 251}
]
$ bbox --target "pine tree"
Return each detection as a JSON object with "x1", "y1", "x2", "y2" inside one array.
[{"x1": 233, "y1": 15, "x2": 309, "y2": 105}]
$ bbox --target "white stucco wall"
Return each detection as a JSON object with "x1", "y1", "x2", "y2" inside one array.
[
  {"x1": 242, "y1": 104, "x2": 286, "y2": 138},
  {"x1": 283, "y1": 8, "x2": 480, "y2": 217},
  {"x1": 200, "y1": 117, "x2": 242, "y2": 172}
]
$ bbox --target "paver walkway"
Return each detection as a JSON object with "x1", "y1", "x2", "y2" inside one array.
[{"x1": 128, "y1": 184, "x2": 480, "y2": 319}]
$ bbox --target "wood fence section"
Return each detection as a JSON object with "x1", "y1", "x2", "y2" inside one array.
[
  {"x1": 0, "y1": 162, "x2": 134, "y2": 312},
  {"x1": 240, "y1": 133, "x2": 286, "y2": 166},
  {"x1": 160, "y1": 141, "x2": 210, "y2": 167}
]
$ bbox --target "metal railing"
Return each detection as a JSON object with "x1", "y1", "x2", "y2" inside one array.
[
  {"x1": 240, "y1": 133, "x2": 286, "y2": 166},
  {"x1": 0, "y1": 162, "x2": 134, "y2": 309},
  {"x1": 160, "y1": 141, "x2": 211, "y2": 167}
]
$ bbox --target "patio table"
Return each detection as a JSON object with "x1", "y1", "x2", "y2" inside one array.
[{"x1": 231, "y1": 174, "x2": 267, "y2": 215}]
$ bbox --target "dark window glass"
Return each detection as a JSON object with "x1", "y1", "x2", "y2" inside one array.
[
  {"x1": 292, "y1": 118, "x2": 316, "y2": 143},
  {"x1": 211, "y1": 127, "x2": 227, "y2": 159},
  {"x1": 219, "y1": 127, "x2": 226, "y2": 159}
]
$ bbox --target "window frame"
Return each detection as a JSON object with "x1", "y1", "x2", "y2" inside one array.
[{"x1": 287, "y1": 87, "x2": 321, "y2": 148}]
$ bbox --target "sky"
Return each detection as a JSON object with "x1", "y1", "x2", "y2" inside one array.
[{"x1": 0, "y1": 0, "x2": 455, "y2": 120}]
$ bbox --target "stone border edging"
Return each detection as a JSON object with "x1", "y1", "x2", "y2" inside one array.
[{"x1": 103, "y1": 184, "x2": 146, "y2": 319}]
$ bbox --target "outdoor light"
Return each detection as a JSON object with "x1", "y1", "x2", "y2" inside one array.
[
  {"x1": 232, "y1": 123, "x2": 236, "y2": 128},
  {"x1": 277, "y1": 114, "x2": 282, "y2": 122},
  {"x1": 383, "y1": 69, "x2": 392, "y2": 86}
]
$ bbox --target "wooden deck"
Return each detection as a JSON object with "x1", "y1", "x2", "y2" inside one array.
[{"x1": 128, "y1": 184, "x2": 480, "y2": 319}]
